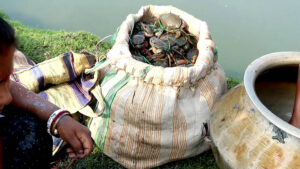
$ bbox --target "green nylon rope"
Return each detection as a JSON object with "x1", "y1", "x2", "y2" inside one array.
[
  {"x1": 140, "y1": 66, "x2": 150, "y2": 79},
  {"x1": 85, "y1": 58, "x2": 106, "y2": 74},
  {"x1": 158, "y1": 18, "x2": 166, "y2": 31},
  {"x1": 215, "y1": 46, "x2": 219, "y2": 61},
  {"x1": 138, "y1": 52, "x2": 151, "y2": 64},
  {"x1": 128, "y1": 16, "x2": 135, "y2": 47},
  {"x1": 110, "y1": 27, "x2": 120, "y2": 44}
]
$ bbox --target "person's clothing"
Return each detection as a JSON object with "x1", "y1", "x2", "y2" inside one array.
[
  {"x1": 0, "y1": 106, "x2": 52, "y2": 169},
  {"x1": 12, "y1": 51, "x2": 99, "y2": 154}
]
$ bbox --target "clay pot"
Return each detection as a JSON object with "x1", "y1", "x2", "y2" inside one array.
[{"x1": 210, "y1": 52, "x2": 300, "y2": 169}]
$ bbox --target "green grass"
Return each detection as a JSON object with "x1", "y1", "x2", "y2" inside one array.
[
  {"x1": 1, "y1": 10, "x2": 111, "y2": 63},
  {"x1": 57, "y1": 148, "x2": 219, "y2": 169},
  {"x1": 1, "y1": 10, "x2": 241, "y2": 169},
  {"x1": 226, "y1": 77, "x2": 241, "y2": 89}
]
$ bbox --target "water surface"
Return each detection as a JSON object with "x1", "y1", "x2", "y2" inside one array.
[{"x1": 1, "y1": 0, "x2": 300, "y2": 78}]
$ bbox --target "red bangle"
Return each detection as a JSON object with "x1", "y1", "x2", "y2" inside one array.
[
  {"x1": 51, "y1": 112, "x2": 71, "y2": 137},
  {"x1": 47, "y1": 109, "x2": 70, "y2": 137},
  {"x1": 50, "y1": 110, "x2": 68, "y2": 134}
]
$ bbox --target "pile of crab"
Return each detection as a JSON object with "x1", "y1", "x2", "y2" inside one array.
[{"x1": 129, "y1": 13, "x2": 199, "y2": 67}]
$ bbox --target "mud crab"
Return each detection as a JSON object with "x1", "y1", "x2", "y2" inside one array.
[
  {"x1": 149, "y1": 37, "x2": 168, "y2": 57},
  {"x1": 140, "y1": 22, "x2": 155, "y2": 38},
  {"x1": 132, "y1": 32, "x2": 145, "y2": 49},
  {"x1": 129, "y1": 13, "x2": 198, "y2": 67},
  {"x1": 159, "y1": 13, "x2": 187, "y2": 38}
]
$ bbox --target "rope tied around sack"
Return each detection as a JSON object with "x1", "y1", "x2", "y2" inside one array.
[
  {"x1": 214, "y1": 46, "x2": 219, "y2": 61},
  {"x1": 128, "y1": 16, "x2": 136, "y2": 47},
  {"x1": 140, "y1": 66, "x2": 151, "y2": 79},
  {"x1": 110, "y1": 27, "x2": 120, "y2": 45}
]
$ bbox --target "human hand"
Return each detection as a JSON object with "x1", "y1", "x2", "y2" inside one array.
[{"x1": 56, "y1": 115, "x2": 93, "y2": 159}]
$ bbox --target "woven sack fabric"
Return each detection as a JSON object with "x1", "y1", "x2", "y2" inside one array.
[{"x1": 87, "y1": 5, "x2": 227, "y2": 169}]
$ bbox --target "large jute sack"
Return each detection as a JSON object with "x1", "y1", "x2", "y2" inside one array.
[{"x1": 88, "y1": 5, "x2": 226, "y2": 169}]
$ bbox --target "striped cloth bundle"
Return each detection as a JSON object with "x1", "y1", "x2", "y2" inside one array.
[
  {"x1": 11, "y1": 50, "x2": 105, "y2": 154},
  {"x1": 85, "y1": 5, "x2": 227, "y2": 169}
]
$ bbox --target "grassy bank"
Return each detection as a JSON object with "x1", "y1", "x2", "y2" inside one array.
[
  {"x1": 0, "y1": 10, "x2": 111, "y2": 63},
  {"x1": 1, "y1": 11, "x2": 241, "y2": 169}
]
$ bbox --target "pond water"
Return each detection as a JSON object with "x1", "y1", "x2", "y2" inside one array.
[{"x1": 1, "y1": 0, "x2": 300, "y2": 78}]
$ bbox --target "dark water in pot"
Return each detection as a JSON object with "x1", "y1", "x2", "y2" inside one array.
[{"x1": 255, "y1": 65, "x2": 298, "y2": 122}]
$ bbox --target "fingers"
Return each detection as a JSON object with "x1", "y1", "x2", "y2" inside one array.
[
  {"x1": 66, "y1": 147, "x2": 85, "y2": 159},
  {"x1": 65, "y1": 126, "x2": 93, "y2": 158},
  {"x1": 68, "y1": 133, "x2": 92, "y2": 158},
  {"x1": 66, "y1": 134, "x2": 84, "y2": 157},
  {"x1": 66, "y1": 147, "x2": 76, "y2": 159},
  {"x1": 76, "y1": 128, "x2": 93, "y2": 156},
  {"x1": 56, "y1": 116, "x2": 93, "y2": 158}
]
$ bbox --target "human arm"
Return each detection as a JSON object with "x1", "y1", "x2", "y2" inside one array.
[{"x1": 8, "y1": 80, "x2": 93, "y2": 158}]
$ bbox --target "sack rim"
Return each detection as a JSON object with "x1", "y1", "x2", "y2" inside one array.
[{"x1": 107, "y1": 5, "x2": 219, "y2": 86}]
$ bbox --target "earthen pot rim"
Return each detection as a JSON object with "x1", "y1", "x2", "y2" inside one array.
[{"x1": 244, "y1": 51, "x2": 300, "y2": 139}]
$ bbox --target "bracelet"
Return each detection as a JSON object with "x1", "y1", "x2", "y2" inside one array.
[
  {"x1": 47, "y1": 109, "x2": 71, "y2": 137},
  {"x1": 51, "y1": 112, "x2": 70, "y2": 137}
]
